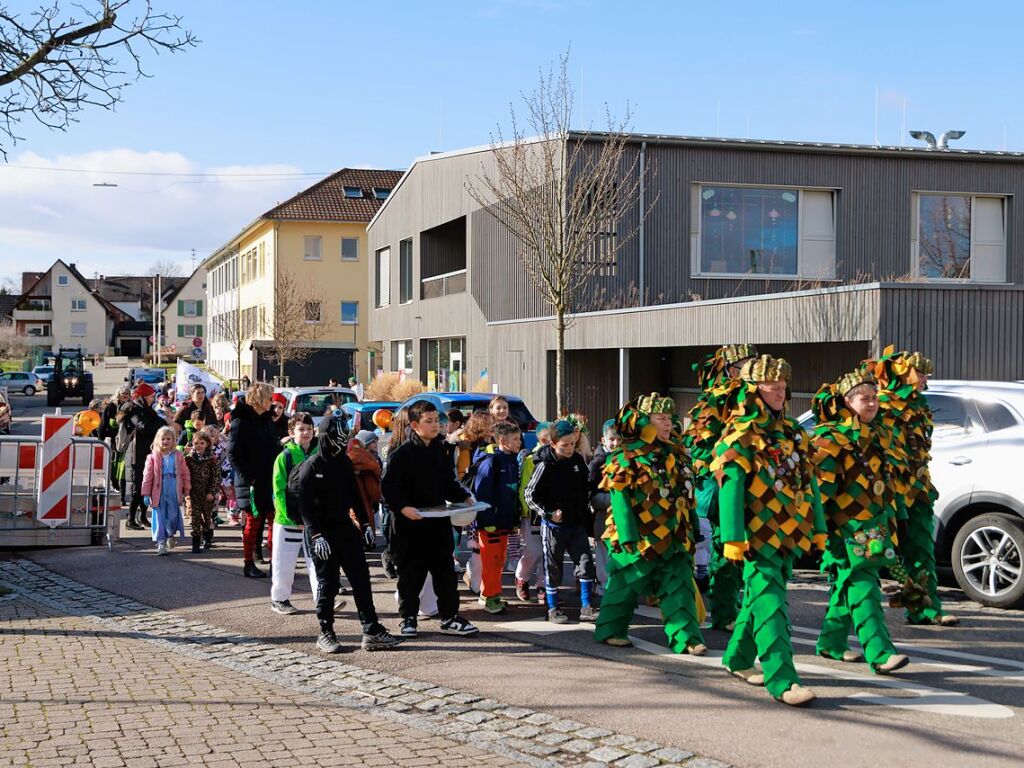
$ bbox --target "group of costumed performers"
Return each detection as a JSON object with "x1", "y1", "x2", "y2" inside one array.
[{"x1": 592, "y1": 343, "x2": 954, "y2": 707}]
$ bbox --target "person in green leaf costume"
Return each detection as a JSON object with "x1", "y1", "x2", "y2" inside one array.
[
  {"x1": 684, "y1": 343, "x2": 757, "y2": 630},
  {"x1": 873, "y1": 347, "x2": 959, "y2": 626},
  {"x1": 711, "y1": 355, "x2": 826, "y2": 707},
  {"x1": 810, "y1": 367, "x2": 911, "y2": 674},
  {"x1": 593, "y1": 393, "x2": 707, "y2": 656}
]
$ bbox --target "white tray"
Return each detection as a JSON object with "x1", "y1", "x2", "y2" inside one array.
[{"x1": 417, "y1": 501, "x2": 490, "y2": 526}]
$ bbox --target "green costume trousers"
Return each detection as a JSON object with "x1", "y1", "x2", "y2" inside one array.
[
  {"x1": 817, "y1": 556, "x2": 898, "y2": 671},
  {"x1": 900, "y1": 500, "x2": 945, "y2": 623},
  {"x1": 697, "y1": 476, "x2": 743, "y2": 628},
  {"x1": 722, "y1": 549, "x2": 800, "y2": 699},
  {"x1": 593, "y1": 547, "x2": 704, "y2": 653}
]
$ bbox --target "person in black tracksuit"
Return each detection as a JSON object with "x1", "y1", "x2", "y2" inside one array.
[
  {"x1": 381, "y1": 400, "x2": 479, "y2": 638},
  {"x1": 524, "y1": 419, "x2": 597, "y2": 624},
  {"x1": 295, "y1": 413, "x2": 399, "y2": 654}
]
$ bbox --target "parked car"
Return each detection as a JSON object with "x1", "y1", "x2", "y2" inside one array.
[
  {"x1": 32, "y1": 365, "x2": 54, "y2": 388},
  {"x1": 798, "y1": 379, "x2": 1024, "y2": 609},
  {"x1": 275, "y1": 386, "x2": 358, "y2": 426},
  {"x1": 0, "y1": 391, "x2": 10, "y2": 433},
  {"x1": 339, "y1": 400, "x2": 400, "y2": 433},
  {"x1": 0, "y1": 371, "x2": 43, "y2": 396},
  {"x1": 126, "y1": 367, "x2": 168, "y2": 387},
  {"x1": 394, "y1": 392, "x2": 541, "y2": 450}
]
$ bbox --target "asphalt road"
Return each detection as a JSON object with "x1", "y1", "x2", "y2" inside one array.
[{"x1": 5, "y1": 362, "x2": 1024, "y2": 768}]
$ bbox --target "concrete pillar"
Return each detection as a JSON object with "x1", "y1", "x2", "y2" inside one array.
[{"x1": 618, "y1": 347, "x2": 630, "y2": 406}]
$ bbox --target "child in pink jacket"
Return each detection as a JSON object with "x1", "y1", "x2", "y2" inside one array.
[{"x1": 142, "y1": 426, "x2": 192, "y2": 555}]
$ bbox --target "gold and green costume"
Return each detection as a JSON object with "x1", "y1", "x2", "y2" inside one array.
[
  {"x1": 711, "y1": 356, "x2": 826, "y2": 700},
  {"x1": 810, "y1": 371, "x2": 906, "y2": 671},
  {"x1": 594, "y1": 393, "x2": 705, "y2": 653},
  {"x1": 873, "y1": 348, "x2": 950, "y2": 624},
  {"x1": 683, "y1": 344, "x2": 756, "y2": 629}
]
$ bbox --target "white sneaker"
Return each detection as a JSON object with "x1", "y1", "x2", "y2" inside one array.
[{"x1": 156, "y1": 542, "x2": 168, "y2": 556}]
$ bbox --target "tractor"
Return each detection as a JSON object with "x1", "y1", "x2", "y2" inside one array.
[{"x1": 46, "y1": 347, "x2": 94, "y2": 408}]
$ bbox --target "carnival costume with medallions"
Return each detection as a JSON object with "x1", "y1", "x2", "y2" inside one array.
[
  {"x1": 683, "y1": 344, "x2": 756, "y2": 630},
  {"x1": 873, "y1": 348, "x2": 954, "y2": 625},
  {"x1": 810, "y1": 369, "x2": 910, "y2": 671},
  {"x1": 711, "y1": 356, "x2": 826, "y2": 701},
  {"x1": 593, "y1": 394, "x2": 706, "y2": 653}
]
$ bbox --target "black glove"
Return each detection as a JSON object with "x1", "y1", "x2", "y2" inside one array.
[
  {"x1": 311, "y1": 535, "x2": 331, "y2": 561},
  {"x1": 362, "y1": 525, "x2": 376, "y2": 551}
]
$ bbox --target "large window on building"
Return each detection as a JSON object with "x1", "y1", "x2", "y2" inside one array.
[
  {"x1": 392, "y1": 340, "x2": 413, "y2": 374},
  {"x1": 693, "y1": 185, "x2": 835, "y2": 278},
  {"x1": 375, "y1": 247, "x2": 391, "y2": 308},
  {"x1": 304, "y1": 236, "x2": 322, "y2": 261},
  {"x1": 340, "y1": 301, "x2": 358, "y2": 324},
  {"x1": 70, "y1": 322, "x2": 87, "y2": 337},
  {"x1": 341, "y1": 237, "x2": 359, "y2": 261},
  {"x1": 424, "y1": 337, "x2": 464, "y2": 392},
  {"x1": 914, "y1": 194, "x2": 1006, "y2": 281},
  {"x1": 399, "y1": 238, "x2": 413, "y2": 304}
]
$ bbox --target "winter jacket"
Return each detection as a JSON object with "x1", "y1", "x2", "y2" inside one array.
[
  {"x1": 141, "y1": 450, "x2": 191, "y2": 508},
  {"x1": 272, "y1": 440, "x2": 314, "y2": 526},
  {"x1": 524, "y1": 445, "x2": 590, "y2": 528},
  {"x1": 118, "y1": 399, "x2": 165, "y2": 468},
  {"x1": 271, "y1": 414, "x2": 289, "y2": 441},
  {"x1": 100, "y1": 400, "x2": 121, "y2": 441},
  {"x1": 381, "y1": 433, "x2": 470, "y2": 555},
  {"x1": 174, "y1": 400, "x2": 216, "y2": 429},
  {"x1": 588, "y1": 446, "x2": 612, "y2": 525},
  {"x1": 347, "y1": 440, "x2": 382, "y2": 529},
  {"x1": 227, "y1": 402, "x2": 279, "y2": 493},
  {"x1": 185, "y1": 449, "x2": 220, "y2": 521},
  {"x1": 470, "y1": 445, "x2": 520, "y2": 532},
  {"x1": 518, "y1": 445, "x2": 543, "y2": 523},
  {"x1": 294, "y1": 450, "x2": 361, "y2": 541}
]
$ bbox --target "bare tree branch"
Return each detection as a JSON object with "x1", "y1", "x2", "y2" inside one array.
[
  {"x1": 146, "y1": 257, "x2": 182, "y2": 277},
  {"x1": 260, "y1": 270, "x2": 325, "y2": 384},
  {"x1": 0, "y1": 0, "x2": 197, "y2": 158}
]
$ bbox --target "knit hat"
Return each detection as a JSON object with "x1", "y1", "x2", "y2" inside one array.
[
  {"x1": 271, "y1": 393, "x2": 288, "y2": 407},
  {"x1": 551, "y1": 419, "x2": 576, "y2": 439},
  {"x1": 354, "y1": 429, "x2": 378, "y2": 447},
  {"x1": 133, "y1": 382, "x2": 155, "y2": 399}
]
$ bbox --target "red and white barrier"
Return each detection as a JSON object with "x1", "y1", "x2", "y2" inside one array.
[{"x1": 37, "y1": 414, "x2": 74, "y2": 525}]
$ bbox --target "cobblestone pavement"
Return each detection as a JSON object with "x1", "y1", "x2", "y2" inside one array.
[{"x1": 0, "y1": 559, "x2": 725, "y2": 768}]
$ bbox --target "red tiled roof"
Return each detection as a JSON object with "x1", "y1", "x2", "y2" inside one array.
[{"x1": 261, "y1": 168, "x2": 403, "y2": 223}]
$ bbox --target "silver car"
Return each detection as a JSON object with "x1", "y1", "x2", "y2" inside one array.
[
  {"x1": 0, "y1": 370, "x2": 44, "y2": 396},
  {"x1": 800, "y1": 380, "x2": 1024, "y2": 610}
]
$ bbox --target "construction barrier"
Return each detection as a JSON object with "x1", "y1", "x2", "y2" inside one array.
[{"x1": 103, "y1": 356, "x2": 129, "y2": 368}]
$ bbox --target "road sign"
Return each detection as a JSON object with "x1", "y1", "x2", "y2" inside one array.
[
  {"x1": 148, "y1": 335, "x2": 155, "y2": 343},
  {"x1": 191, "y1": 347, "x2": 204, "y2": 360},
  {"x1": 192, "y1": 337, "x2": 202, "y2": 348}
]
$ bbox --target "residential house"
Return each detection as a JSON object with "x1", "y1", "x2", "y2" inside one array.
[
  {"x1": 91, "y1": 273, "x2": 188, "y2": 357},
  {"x1": 161, "y1": 267, "x2": 208, "y2": 362},
  {"x1": 12, "y1": 260, "x2": 130, "y2": 356},
  {"x1": 368, "y1": 133, "x2": 1024, "y2": 426},
  {"x1": 203, "y1": 167, "x2": 402, "y2": 384}
]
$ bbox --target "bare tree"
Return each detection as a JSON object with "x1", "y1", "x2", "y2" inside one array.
[
  {"x1": 0, "y1": 322, "x2": 29, "y2": 358},
  {"x1": 465, "y1": 51, "x2": 654, "y2": 416},
  {"x1": 209, "y1": 308, "x2": 245, "y2": 386},
  {"x1": 0, "y1": 1, "x2": 197, "y2": 158},
  {"x1": 260, "y1": 271, "x2": 324, "y2": 384},
  {"x1": 146, "y1": 258, "x2": 183, "y2": 277}
]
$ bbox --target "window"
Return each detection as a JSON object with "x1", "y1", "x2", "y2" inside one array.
[
  {"x1": 693, "y1": 185, "x2": 836, "y2": 278},
  {"x1": 343, "y1": 186, "x2": 364, "y2": 198},
  {"x1": 914, "y1": 194, "x2": 1006, "y2": 281},
  {"x1": 340, "y1": 301, "x2": 359, "y2": 324},
  {"x1": 424, "y1": 337, "x2": 464, "y2": 391},
  {"x1": 304, "y1": 236, "x2": 322, "y2": 261},
  {"x1": 70, "y1": 322, "x2": 87, "y2": 337},
  {"x1": 56, "y1": 275, "x2": 69, "y2": 287},
  {"x1": 294, "y1": 391, "x2": 356, "y2": 416},
  {"x1": 399, "y1": 239, "x2": 413, "y2": 304},
  {"x1": 975, "y1": 400, "x2": 1019, "y2": 433},
  {"x1": 392, "y1": 340, "x2": 413, "y2": 373},
  {"x1": 305, "y1": 301, "x2": 322, "y2": 323},
  {"x1": 341, "y1": 237, "x2": 359, "y2": 261},
  {"x1": 179, "y1": 324, "x2": 203, "y2": 338},
  {"x1": 70, "y1": 298, "x2": 87, "y2": 311},
  {"x1": 375, "y1": 247, "x2": 391, "y2": 308},
  {"x1": 928, "y1": 394, "x2": 974, "y2": 439},
  {"x1": 181, "y1": 300, "x2": 199, "y2": 317},
  {"x1": 373, "y1": 187, "x2": 391, "y2": 200}
]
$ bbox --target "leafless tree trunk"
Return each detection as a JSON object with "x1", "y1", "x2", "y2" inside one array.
[
  {"x1": 261, "y1": 271, "x2": 324, "y2": 384},
  {"x1": 465, "y1": 51, "x2": 655, "y2": 416},
  {"x1": 0, "y1": 1, "x2": 197, "y2": 158}
]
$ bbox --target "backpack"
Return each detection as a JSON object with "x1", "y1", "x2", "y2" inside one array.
[
  {"x1": 284, "y1": 443, "x2": 316, "y2": 516},
  {"x1": 460, "y1": 448, "x2": 492, "y2": 495},
  {"x1": 114, "y1": 415, "x2": 133, "y2": 454}
]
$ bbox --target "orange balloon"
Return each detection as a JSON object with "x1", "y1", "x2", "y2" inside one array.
[
  {"x1": 372, "y1": 409, "x2": 393, "y2": 430},
  {"x1": 76, "y1": 409, "x2": 101, "y2": 436}
]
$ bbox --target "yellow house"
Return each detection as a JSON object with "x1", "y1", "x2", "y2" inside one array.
[{"x1": 202, "y1": 168, "x2": 402, "y2": 385}]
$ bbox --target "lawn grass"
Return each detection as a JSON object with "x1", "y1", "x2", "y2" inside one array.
[{"x1": 0, "y1": 360, "x2": 25, "y2": 372}]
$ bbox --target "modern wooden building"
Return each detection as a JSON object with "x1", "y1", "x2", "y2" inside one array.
[{"x1": 368, "y1": 134, "x2": 1024, "y2": 422}]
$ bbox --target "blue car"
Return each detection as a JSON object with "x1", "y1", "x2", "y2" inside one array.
[
  {"x1": 395, "y1": 392, "x2": 541, "y2": 450},
  {"x1": 340, "y1": 400, "x2": 400, "y2": 433}
]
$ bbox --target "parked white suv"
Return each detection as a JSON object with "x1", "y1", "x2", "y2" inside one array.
[{"x1": 800, "y1": 380, "x2": 1024, "y2": 610}]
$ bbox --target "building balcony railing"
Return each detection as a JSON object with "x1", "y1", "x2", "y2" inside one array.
[
  {"x1": 22, "y1": 335, "x2": 53, "y2": 347},
  {"x1": 421, "y1": 269, "x2": 466, "y2": 300},
  {"x1": 13, "y1": 306, "x2": 53, "y2": 321}
]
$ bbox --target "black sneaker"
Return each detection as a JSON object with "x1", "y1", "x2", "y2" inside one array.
[
  {"x1": 362, "y1": 629, "x2": 402, "y2": 651},
  {"x1": 400, "y1": 617, "x2": 418, "y2": 637},
  {"x1": 316, "y1": 631, "x2": 343, "y2": 654},
  {"x1": 547, "y1": 608, "x2": 569, "y2": 625},
  {"x1": 439, "y1": 615, "x2": 479, "y2": 636},
  {"x1": 271, "y1": 600, "x2": 298, "y2": 615}
]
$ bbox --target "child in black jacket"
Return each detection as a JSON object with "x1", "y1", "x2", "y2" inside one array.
[{"x1": 524, "y1": 419, "x2": 597, "y2": 624}]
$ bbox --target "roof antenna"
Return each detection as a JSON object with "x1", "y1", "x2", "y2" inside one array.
[{"x1": 908, "y1": 129, "x2": 966, "y2": 149}]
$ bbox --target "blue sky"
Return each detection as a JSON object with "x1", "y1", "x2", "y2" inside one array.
[{"x1": 1, "y1": 0, "x2": 1020, "y2": 282}]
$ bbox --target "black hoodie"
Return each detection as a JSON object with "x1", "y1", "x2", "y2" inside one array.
[
  {"x1": 227, "y1": 401, "x2": 279, "y2": 492},
  {"x1": 523, "y1": 445, "x2": 590, "y2": 528}
]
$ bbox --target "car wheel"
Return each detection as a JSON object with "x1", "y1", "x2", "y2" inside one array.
[
  {"x1": 951, "y1": 512, "x2": 1024, "y2": 609},
  {"x1": 24, "y1": 386, "x2": 35, "y2": 396}
]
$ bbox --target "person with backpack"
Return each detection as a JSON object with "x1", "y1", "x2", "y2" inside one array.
[
  {"x1": 347, "y1": 430, "x2": 382, "y2": 550},
  {"x1": 269, "y1": 412, "x2": 319, "y2": 615},
  {"x1": 469, "y1": 421, "x2": 523, "y2": 614},
  {"x1": 382, "y1": 400, "x2": 480, "y2": 638},
  {"x1": 294, "y1": 412, "x2": 400, "y2": 653},
  {"x1": 118, "y1": 382, "x2": 164, "y2": 530}
]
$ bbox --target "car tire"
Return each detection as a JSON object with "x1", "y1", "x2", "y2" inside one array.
[
  {"x1": 951, "y1": 512, "x2": 1024, "y2": 609},
  {"x1": 24, "y1": 386, "x2": 35, "y2": 396}
]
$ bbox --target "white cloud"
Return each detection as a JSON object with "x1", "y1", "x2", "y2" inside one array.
[{"x1": 0, "y1": 148, "x2": 317, "y2": 281}]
